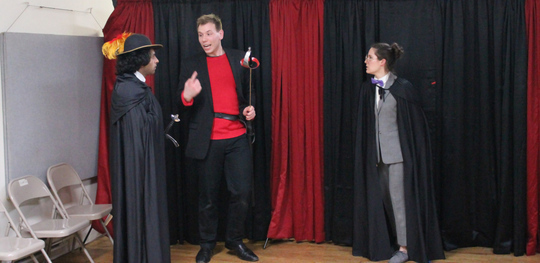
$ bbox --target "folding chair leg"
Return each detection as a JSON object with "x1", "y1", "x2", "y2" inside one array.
[
  {"x1": 39, "y1": 248, "x2": 53, "y2": 263},
  {"x1": 45, "y1": 238, "x2": 52, "y2": 255},
  {"x1": 100, "y1": 219, "x2": 114, "y2": 245},
  {"x1": 74, "y1": 234, "x2": 95, "y2": 263},
  {"x1": 104, "y1": 214, "x2": 113, "y2": 226},
  {"x1": 82, "y1": 226, "x2": 93, "y2": 244}
]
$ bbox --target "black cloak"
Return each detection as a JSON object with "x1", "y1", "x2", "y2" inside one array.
[
  {"x1": 352, "y1": 77, "x2": 445, "y2": 262},
  {"x1": 109, "y1": 73, "x2": 171, "y2": 263}
]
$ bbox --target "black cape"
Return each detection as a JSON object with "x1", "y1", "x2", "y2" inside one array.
[
  {"x1": 109, "y1": 73, "x2": 171, "y2": 263},
  {"x1": 352, "y1": 77, "x2": 445, "y2": 262}
]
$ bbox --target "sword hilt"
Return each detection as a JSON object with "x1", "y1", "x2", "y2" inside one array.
[{"x1": 165, "y1": 114, "x2": 181, "y2": 147}]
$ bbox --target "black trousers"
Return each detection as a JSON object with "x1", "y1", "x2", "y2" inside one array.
[{"x1": 195, "y1": 134, "x2": 252, "y2": 249}]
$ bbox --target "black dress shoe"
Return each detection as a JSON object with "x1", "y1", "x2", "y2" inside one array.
[
  {"x1": 196, "y1": 247, "x2": 213, "y2": 263},
  {"x1": 225, "y1": 243, "x2": 259, "y2": 262}
]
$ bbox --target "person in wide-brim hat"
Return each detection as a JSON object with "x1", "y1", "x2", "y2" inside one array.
[
  {"x1": 102, "y1": 33, "x2": 163, "y2": 77},
  {"x1": 105, "y1": 31, "x2": 172, "y2": 263},
  {"x1": 118, "y1": 33, "x2": 163, "y2": 56},
  {"x1": 102, "y1": 33, "x2": 162, "y2": 60}
]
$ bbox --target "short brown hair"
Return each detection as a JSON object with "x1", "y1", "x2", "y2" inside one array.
[{"x1": 197, "y1": 14, "x2": 222, "y2": 31}]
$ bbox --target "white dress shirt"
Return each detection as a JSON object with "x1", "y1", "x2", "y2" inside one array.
[
  {"x1": 135, "y1": 71, "x2": 146, "y2": 83},
  {"x1": 375, "y1": 73, "x2": 390, "y2": 107}
]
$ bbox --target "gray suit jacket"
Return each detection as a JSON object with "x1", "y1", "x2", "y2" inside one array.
[{"x1": 375, "y1": 72, "x2": 403, "y2": 164}]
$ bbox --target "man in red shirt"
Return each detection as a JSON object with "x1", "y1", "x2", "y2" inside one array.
[{"x1": 177, "y1": 14, "x2": 258, "y2": 263}]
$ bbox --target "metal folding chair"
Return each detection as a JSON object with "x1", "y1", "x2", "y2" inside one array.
[
  {"x1": 0, "y1": 200, "x2": 50, "y2": 263},
  {"x1": 8, "y1": 175, "x2": 95, "y2": 263},
  {"x1": 47, "y1": 163, "x2": 113, "y2": 245}
]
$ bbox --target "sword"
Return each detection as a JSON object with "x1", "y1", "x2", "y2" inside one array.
[
  {"x1": 165, "y1": 114, "x2": 181, "y2": 147},
  {"x1": 240, "y1": 47, "x2": 261, "y2": 208},
  {"x1": 240, "y1": 47, "x2": 260, "y2": 144}
]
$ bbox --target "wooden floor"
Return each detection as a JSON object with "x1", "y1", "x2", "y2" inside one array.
[{"x1": 55, "y1": 236, "x2": 540, "y2": 263}]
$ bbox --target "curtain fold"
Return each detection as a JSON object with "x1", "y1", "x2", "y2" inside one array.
[
  {"x1": 267, "y1": 0, "x2": 325, "y2": 243},
  {"x1": 439, "y1": 0, "x2": 527, "y2": 255},
  {"x1": 526, "y1": 0, "x2": 540, "y2": 256},
  {"x1": 322, "y1": 0, "x2": 373, "y2": 245},
  {"x1": 94, "y1": 0, "x2": 156, "y2": 235},
  {"x1": 152, "y1": 0, "x2": 272, "y2": 244}
]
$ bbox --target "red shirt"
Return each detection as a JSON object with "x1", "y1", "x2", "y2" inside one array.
[{"x1": 181, "y1": 54, "x2": 246, "y2": 140}]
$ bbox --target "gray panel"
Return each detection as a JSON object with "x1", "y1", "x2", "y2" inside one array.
[{"x1": 1, "y1": 32, "x2": 103, "y2": 185}]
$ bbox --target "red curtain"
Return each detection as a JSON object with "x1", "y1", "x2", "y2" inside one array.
[
  {"x1": 267, "y1": 0, "x2": 325, "y2": 242},
  {"x1": 526, "y1": 0, "x2": 540, "y2": 256},
  {"x1": 94, "y1": 0, "x2": 156, "y2": 234}
]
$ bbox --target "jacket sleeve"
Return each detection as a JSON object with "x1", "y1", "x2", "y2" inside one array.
[{"x1": 177, "y1": 58, "x2": 195, "y2": 113}]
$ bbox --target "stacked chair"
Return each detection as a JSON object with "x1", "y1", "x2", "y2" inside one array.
[
  {"x1": 0, "y1": 201, "x2": 50, "y2": 262},
  {"x1": 47, "y1": 163, "x2": 113, "y2": 245},
  {"x1": 8, "y1": 175, "x2": 95, "y2": 263}
]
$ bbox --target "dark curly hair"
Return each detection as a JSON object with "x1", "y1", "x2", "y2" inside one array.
[{"x1": 115, "y1": 48, "x2": 151, "y2": 75}]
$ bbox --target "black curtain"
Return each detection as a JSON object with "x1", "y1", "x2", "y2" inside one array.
[
  {"x1": 438, "y1": 0, "x2": 527, "y2": 255},
  {"x1": 323, "y1": 0, "x2": 441, "y2": 244},
  {"x1": 152, "y1": 0, "x2": 272, "y2": 245},
  {"x1": 324, "y1": 0, "x2": 527, "y2": 256}
]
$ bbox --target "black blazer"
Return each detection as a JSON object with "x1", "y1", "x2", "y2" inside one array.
[{"x1": 177, "y1": 48, "x2": 252, "y2": 159}]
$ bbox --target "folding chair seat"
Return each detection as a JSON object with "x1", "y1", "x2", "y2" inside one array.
[
  {"x1": 8, "y1": 175, "x2": 95, "y2": 263},
  {"x1": 47, "y1": 163, "x2": 113, "y2": 245},
  {"x1": 0, "y1": 201, "x2": 50, "y2": 263}
]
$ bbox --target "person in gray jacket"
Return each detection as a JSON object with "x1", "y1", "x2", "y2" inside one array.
[{"x1": 352, "y1": 42, "x2": 445, "y2": 263}]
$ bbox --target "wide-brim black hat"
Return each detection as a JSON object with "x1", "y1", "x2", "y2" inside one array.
[{"x1": 117, "y1": 34, "x2": 163, "y2": 56}]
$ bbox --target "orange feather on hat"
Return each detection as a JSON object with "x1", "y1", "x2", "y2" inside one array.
[{"x1": 102, "y1": 32, "x2": 133, "y2": 60}]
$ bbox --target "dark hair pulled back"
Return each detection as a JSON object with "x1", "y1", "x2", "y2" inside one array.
[{"x1": 371, "y1": 42, "x2": 404, "y2": 73}]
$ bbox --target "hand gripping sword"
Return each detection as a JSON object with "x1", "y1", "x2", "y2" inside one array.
[{"x1": 240, "y1": 47, "x2": 260, "y2": 144}]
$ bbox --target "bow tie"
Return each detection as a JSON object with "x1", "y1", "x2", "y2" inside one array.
[{"x1": 371, "y1": 78, "x2": 384, "y2": 87}]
